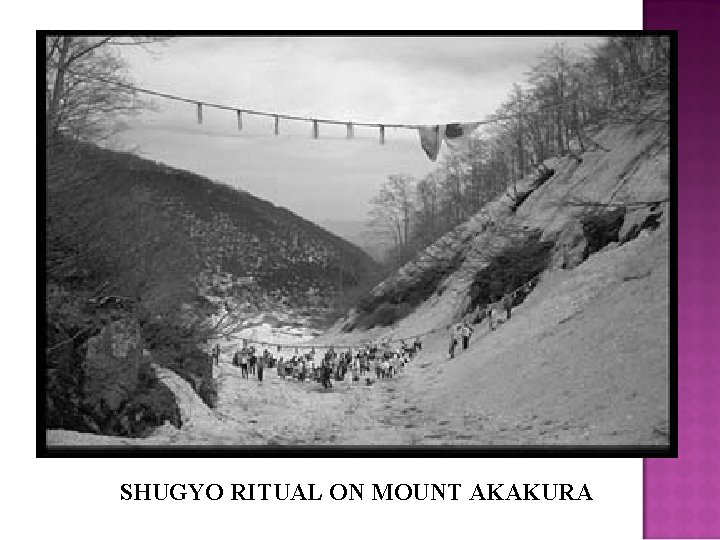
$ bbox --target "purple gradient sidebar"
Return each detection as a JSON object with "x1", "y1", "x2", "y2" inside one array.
[{"x1": 644, "y1": 0, "x2": 720, "y2": 537}]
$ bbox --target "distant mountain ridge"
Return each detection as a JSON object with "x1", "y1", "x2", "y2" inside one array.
[{"x1": 320, "y1": 219, "x2": 392, "y2": 262}]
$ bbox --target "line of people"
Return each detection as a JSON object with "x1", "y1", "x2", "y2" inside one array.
[
  {"x1": 447, "y1": 285, "x2": 528, "y2": 359},
  {"x1": 211, "y1": 336, "x2": 424, "y2": 389}
]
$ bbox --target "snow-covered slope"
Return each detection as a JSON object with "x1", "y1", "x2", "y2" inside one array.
[
  {"x1": 318, "y1": 118, "x2": 670, "y2": 445},
  {"x1": 330, "y1": 118, "x2": 669, "y2": 342}
]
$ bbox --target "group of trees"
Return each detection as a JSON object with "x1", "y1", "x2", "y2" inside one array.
[
  {"x1": 45, "y1": 36, "x2": 224, "y2": 434},
  {"x1": 46, "y1": 36, "x2": 168, "y2": 142},
  {"x1": 45, "y1": 36, "x2": 206, "y2": 358},
  {"x1": 368, "y1": 36, "x2": 670, "y2": 267}
]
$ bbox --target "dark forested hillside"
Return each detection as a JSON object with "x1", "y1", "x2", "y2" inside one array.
[
  {"x1": 44, "y1": 138, "x2": 377, "y2": 437},
  {"x1": 50, "y1": 141, "x2": 377, "y2": 306}
]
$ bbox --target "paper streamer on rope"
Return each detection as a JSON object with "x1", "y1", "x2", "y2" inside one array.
[
  {"x1": 274, "y1": 115, "x2": 279, "y2": 136},
  {"x1": 312, "y1": 120, "x2": 319, "y2": 139},
  {"x1": 58, "y1": 65, "x2": 668, "y2": 162},
  {"x1": 346, "y1": 122, "x2": 354, "y2": 139}
]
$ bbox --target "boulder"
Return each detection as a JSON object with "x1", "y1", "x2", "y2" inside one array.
[
  {"x1": 83, "y1": 318, "x2": 143, "y2": 411},
  {"x1": 619, "y1": 203, "x2": 666, "y2": 243},
  {"x1": 550, "y1": 219, "x2": 588, "y2": 270}
]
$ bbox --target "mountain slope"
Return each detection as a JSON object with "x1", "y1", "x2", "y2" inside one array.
[
  {"x1": 334, "y1": 117, "x2": 669, "y2": 337},
  {"x1": 52, "y1": 141, "x2": 378, "y2": 309},
  {"x1": 315, "y1": 116, "x2": 670, "y2": 445},
  {"x1": 44, "y1": 139, "x2": 378, "y2": 438}
]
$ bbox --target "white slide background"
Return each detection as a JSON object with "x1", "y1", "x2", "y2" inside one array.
[{"x1": 28, "y1": 457, "x2": 642, "y2": 540}]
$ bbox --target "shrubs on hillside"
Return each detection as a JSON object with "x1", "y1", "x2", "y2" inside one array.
[
  {"x1": 58, "y1": 140, "x2": 376, "y2": 303},
  {"x1": 581, "y1": 208, "x2": 626, "y2": 258},
  {"x1": 45, "y1": 139, "x2": 216, "y2": 435},
  {"x1": 467, "y1": 232, "x2": 554, "y2": 314},
  {"x1": 348, "y1": 251, "x2": 464, "y2": 330},
  {"x1": 45, "y1": 136, "x2": 376, "y2": 435}
]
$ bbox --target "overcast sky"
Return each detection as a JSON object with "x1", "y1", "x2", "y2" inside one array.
[{"x1": 116, "y1": 36, "x2": 603, "y2": 223}]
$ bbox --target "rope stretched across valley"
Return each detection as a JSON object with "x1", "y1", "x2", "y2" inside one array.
[{"x1": 50, "y1": 64, "x2": 668, "y2": 137}]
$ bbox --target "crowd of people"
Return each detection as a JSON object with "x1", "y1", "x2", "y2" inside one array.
[
  {"x1": 210, "y1": 287, "x2": 526, "y2": 386},
  {"x1": 213, "y1": 336, "x2": 424, "y2": 389},
  {"x1": 208, "y1": 281, "x2": 533, "y2": 389},
  {"x1": 211, "y1": 299, "x2": 510, "y2": 389}
]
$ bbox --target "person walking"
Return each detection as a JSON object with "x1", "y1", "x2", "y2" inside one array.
[
  {"x1": 502, "y1": 292, "x2": 514, "y2": 320},
  {"x1": 461, "y1": 322, "x2": 473, "y2": 350},
  {"x1": 332, "y1": 351, "x2": 341, "y2": 381},
  {"x1": 308, "y1": 354, "x2": 316, "y2": 382},
  {"x1": 249, "y1": 347, "x2": 257, "y2": 376},
  {"x1": 448, "y1": 328, "x2": 458, "y2": 359},
  {"x1": 321, "y1": 356, "x2": 333, "y2": 389},
  {"x1": 381, "y1": 355, "x2": 390, "y2": 378},
  {"x1": 240, "y1": 349, "x2": 249, "y2": 378},
  {"x1": 351, "y1": 355, "x2": 360, "y2": 383},
  {"x1": 391, "y1": 354, "x2": 401, "y2": 377},
  {"x1": 299, "y1": 357, "x2": 306, "y2": 382},
  {"x1": 488, "y1": 305, "x2": 498, "y2": 331},
  {"x1": 257, "y1": 354, "x2": 264, "y2": 382}
]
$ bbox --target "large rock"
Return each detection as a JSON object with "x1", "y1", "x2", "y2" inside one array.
[
  {"x1": 84, "y1": 318, "x2": 143, "y2": 411},
  {"x1": 619, "y1": 202, "x2": 667, "y2": 243},
  {"x1": 549, "y1": 219, "x2": 587, "y2": 271}
]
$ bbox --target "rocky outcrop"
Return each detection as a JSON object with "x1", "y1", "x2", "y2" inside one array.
[
  {"x1": 83, "y1": 318, "x2": 143, "y2": 412},
  {"x1": 338, "y1": 119, "x2": 670, "y2": 338},
  {"x1": 343, "y1": 167, "x2": 554, "y2": 331},
  {"x1": 151, "y1": 364, "x2": 219, "y2": 429},
  {"x1": 549, "y1": 219, "x2": 588, "y2": 270},
  {"x1": 619, "y1": 202, "x2": 667, "y2": 243}
]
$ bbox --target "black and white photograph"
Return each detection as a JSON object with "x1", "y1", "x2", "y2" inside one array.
[{"x1": 41, "y1": 33, "x2": 674, "y2": 452}]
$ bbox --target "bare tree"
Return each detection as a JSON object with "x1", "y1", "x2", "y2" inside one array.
[
  {"x1": 414, "y1": 173, "x2": 442, "y2": 246},
  {"x1": 365, "y1": 36, "x2": 671, "y2": 267},
  {"x1": 45, "y1": 35, "x2": 170, "y2": 142},
  {"x1": 367, "y1": 174, "x2": 416, "y2": 262}
]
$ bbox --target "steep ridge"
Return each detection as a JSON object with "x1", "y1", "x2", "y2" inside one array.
[
  {"x1": 332, "y1": 117, "x2": 669, "y2": 340},
  {"x1": 315, "y1": 118, "x2": 670, "y2": 444}
]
